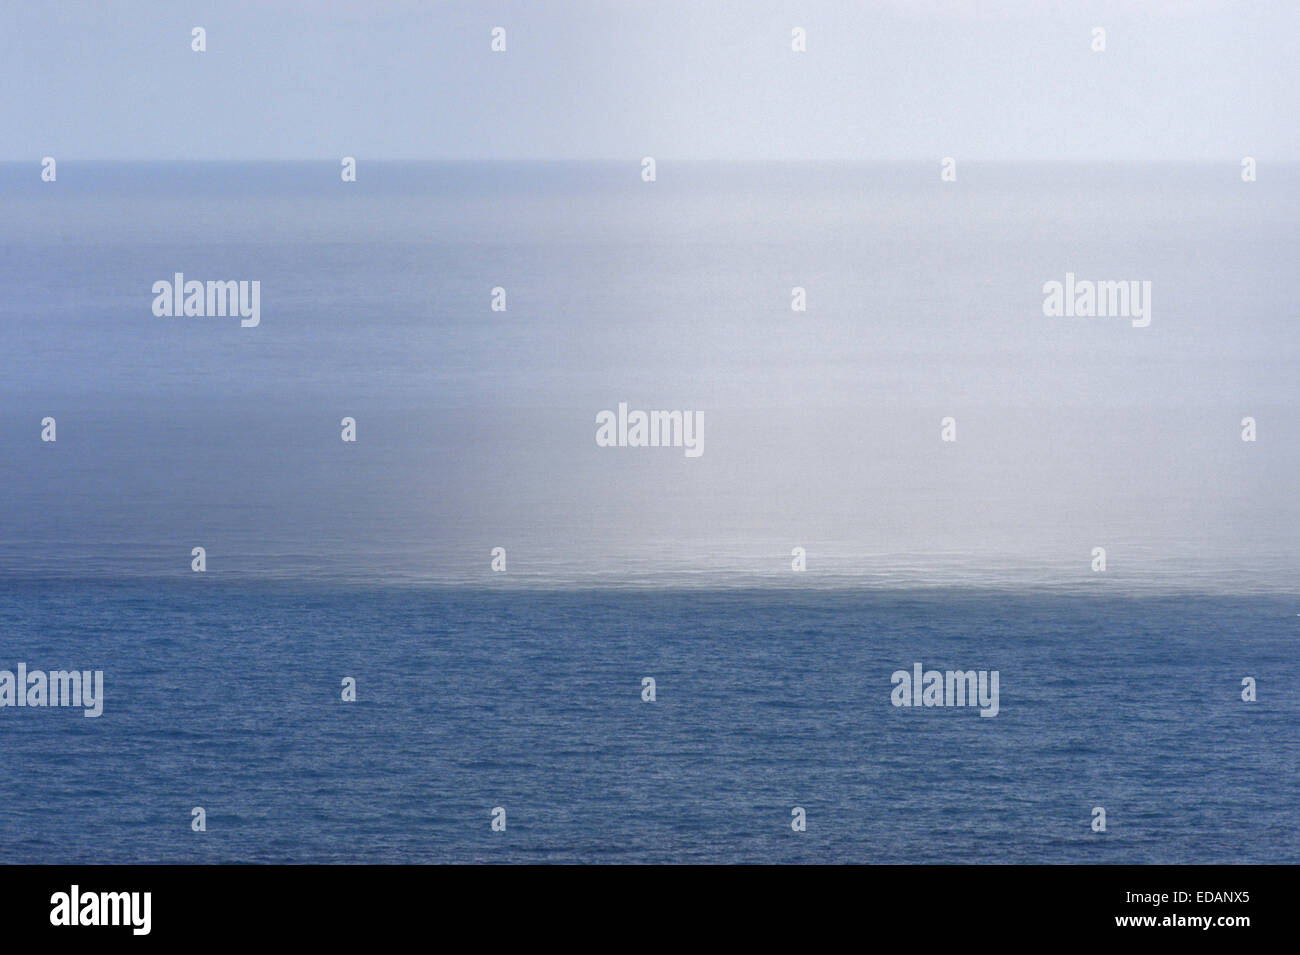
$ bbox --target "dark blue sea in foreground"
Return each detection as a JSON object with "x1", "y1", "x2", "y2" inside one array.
[{"x1": 1, "y1": 580, "x2": 1294, "y2": 864}]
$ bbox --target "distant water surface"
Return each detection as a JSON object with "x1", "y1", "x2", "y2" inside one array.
[{"x1": 0, "y1": 161, "x2": 1294, "y2": 590}]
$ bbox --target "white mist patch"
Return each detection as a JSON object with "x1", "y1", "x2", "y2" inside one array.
[
  {"x1": 152, "y1": 273, "x2": 260, "y2": 327},
  {"x1": 595, "y1": 402, "x2": 704, "y2": 457}
]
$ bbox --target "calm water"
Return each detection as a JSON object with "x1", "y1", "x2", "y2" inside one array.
[
  {"x1": 0, "y1": 162, "x2": 1295, "y2": 862},
  {"x1": 0, "y1": 161, "x2": 1295, "y2": 588},
  {"x1": 1, "y1": 582, "x2": 1296, "y2": 864}
]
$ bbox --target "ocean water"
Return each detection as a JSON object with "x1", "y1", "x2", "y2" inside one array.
[
  {"x1": 0, "y1": 161, "x2": 1295, "y2": 588},
  {"x1": 1, "y1": 582, "x2": 1296, "y2": 864},
  {"x1": 0, "y1": 162, "x2": 1295, "y2": 862}
]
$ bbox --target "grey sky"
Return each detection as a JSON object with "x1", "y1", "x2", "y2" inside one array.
[{"x1": 3, "y1": 0, "x2": 1295, "y2": 161}]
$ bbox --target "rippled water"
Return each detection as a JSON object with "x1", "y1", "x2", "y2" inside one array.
[
  {"x1": 1, "y1": 581, "x2": 1295, "y2": 863},
  {"x1": 0, "y1": 162, "x2": 1294, "y2": 862}
]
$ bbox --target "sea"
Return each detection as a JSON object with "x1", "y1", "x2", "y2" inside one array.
[{"x1": 0, "y1": 161, "x2": 1295, "y2": 862}]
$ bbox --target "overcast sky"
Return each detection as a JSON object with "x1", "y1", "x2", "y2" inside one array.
[{"x1": 3, "y1": 0, "x2": 1296, "y2": 161}]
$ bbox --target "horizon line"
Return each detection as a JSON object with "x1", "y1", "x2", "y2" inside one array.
[{"x1": 4, "y1": 157, "x2": 1296, "y2": 164}]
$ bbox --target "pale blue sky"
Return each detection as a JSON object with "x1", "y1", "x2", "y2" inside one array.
[{"x1": 2, "y1": 0, "x2": 1295, "y2": 161}]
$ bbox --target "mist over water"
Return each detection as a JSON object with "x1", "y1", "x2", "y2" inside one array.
[
  {"x1": 1, "y1": 161, "x2": 1295, "y2": 592},
  {"x1": 2, "y1": 0, "x2": 1296, "y2": 878}
]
